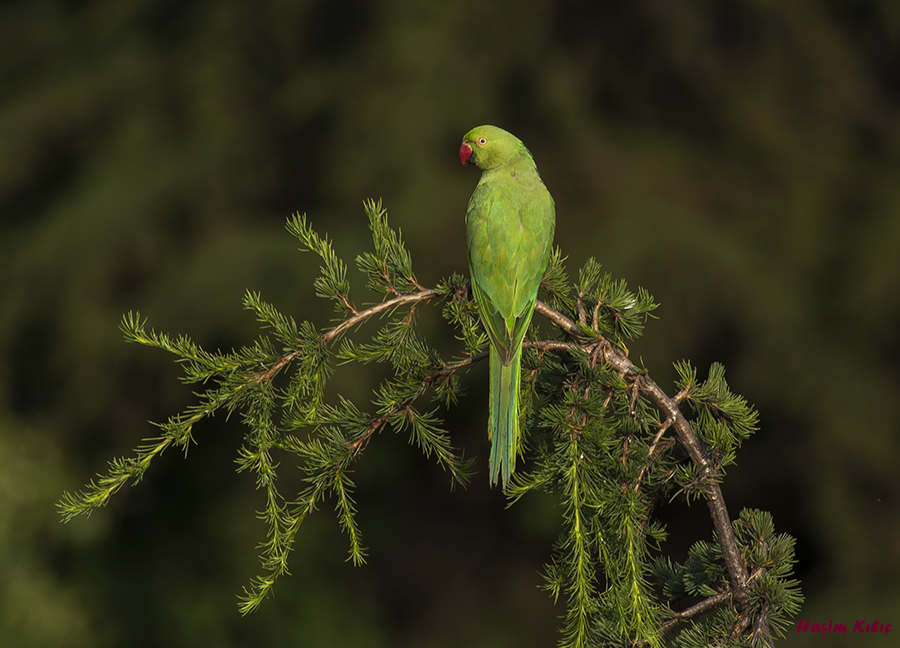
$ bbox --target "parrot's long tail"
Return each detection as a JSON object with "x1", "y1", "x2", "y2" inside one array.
[{"x1": 489, "y1": 344, "x2": 522, "y2": 488}]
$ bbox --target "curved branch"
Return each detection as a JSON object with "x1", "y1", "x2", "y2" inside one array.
[
  {"x1": 323, "y1": 288, "x2": 438, "y2": 343},
  {"x1": 534, "y1": 300, "x2": 751, "y2": 608}
]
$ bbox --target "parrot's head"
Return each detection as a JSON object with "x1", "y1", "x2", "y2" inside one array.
[{"x1": 459, "y1": 125, "x2": 522, "y2": 171}]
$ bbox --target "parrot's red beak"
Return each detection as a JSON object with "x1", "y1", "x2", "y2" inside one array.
[{"x1": 459, "y1": 141, "x2": 474, "y2": 167}]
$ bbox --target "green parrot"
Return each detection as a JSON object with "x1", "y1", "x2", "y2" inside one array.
[{"x1": 459, "y1": 125, "x2": 556, "y2": 487}]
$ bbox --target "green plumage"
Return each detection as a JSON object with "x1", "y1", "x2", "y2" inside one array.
[{"x1": 460, "y1": 125, "x2": 556, "y2": 487}]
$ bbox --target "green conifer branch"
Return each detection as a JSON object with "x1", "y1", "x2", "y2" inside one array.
[{"x1": 59, "y1": 202, "x2": 800, "y2": 646}]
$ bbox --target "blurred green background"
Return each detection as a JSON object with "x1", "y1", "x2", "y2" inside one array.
[{"x1": 2, "y1": 1, "x2": 898, "y2": 646}]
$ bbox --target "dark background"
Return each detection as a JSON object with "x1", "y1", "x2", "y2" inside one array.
[{"x1": 2, "y1": 1, "x2": 898, "y2": 646}]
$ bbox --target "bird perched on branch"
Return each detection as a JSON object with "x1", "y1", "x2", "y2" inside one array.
[{"x1": 459, "y1": 125, "x2": 556, "y2": 487}]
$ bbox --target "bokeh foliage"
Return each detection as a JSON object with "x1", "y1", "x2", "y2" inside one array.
[{"x1": 2, "y1": 1, "x2": 899, "y2": 646}]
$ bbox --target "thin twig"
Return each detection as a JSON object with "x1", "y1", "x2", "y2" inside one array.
[
  {"x1": 643, "y1": 590, "x2": 733, "y2": 645},
  {"x1": 247, "y1": 289, "x2": 438, "y2": 387},
  {"x1": 422, "y1": 350, "x2": 489, "y2": 385},
  {"x1": 633, "y1": 414, "x2": 678, "y2": 492},
  {"x1": 324, "y1": 289, "x2": 437, "y2": 343}
]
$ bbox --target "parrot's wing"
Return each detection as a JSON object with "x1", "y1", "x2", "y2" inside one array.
[
  {"x1": 466, "y1": 174, "x2": 555, "y2": 362},
  {"x1": 470, "y1": 279, "x2": 533, "y2": 364}
]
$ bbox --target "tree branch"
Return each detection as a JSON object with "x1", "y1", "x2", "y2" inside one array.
[
  {"x1": 287, "y1": 291, "x2": 752, "y2": 609},
  {"x1": 323, "y1": 288, "x2": 438, "y2": 344},
  {"x1": 534, "y1": 300, "x2": 751, "y2": 608}
]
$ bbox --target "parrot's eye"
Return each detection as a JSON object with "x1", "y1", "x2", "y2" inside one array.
[{"x1": 477, "y1": 137, "x2": 488, "y2": 146}]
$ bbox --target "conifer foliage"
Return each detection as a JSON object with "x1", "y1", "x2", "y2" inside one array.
[{"x1": 59, "y1": 200, "x2": 801, "y2": 646}]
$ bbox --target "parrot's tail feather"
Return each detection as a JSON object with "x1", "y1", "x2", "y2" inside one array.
[{"x1": 488, "y1": 345, "x2": 521, "y2": 488}]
